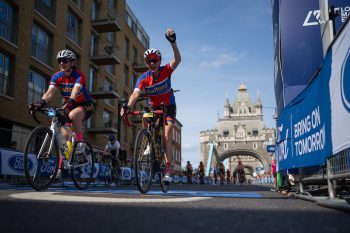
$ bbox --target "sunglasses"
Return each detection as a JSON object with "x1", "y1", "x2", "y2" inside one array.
[
  {"x1": 146, "y1": 59, "x2": 160, "y2": 64},
  {"x1": 57, "y1": 58, "x2": 70, "y2": 64}
]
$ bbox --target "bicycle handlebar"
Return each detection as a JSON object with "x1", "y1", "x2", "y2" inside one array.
[
  {"x1": 123, "y1": 109, "x2": 164, "y2": 127},
  {"x1": 28, "y1": 105, "x2": 64, "y2": 124}
]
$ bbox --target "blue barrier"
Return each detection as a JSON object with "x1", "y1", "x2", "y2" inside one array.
[
  {"x1": 276, "y1": 20, "x2": 350, "y2": 171},
  {"x1": 0, "y1": 148, "x2": 132, "y2": 180}
]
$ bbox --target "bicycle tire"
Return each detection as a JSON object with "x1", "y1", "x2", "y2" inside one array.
[
  {"x1": 24, "y1": 126, "x2": 60, "y2": 191},
  {"x1": 71, "y1": 140, "x2": 95, "y2": 190},
  {"x1": 160, "y1": 170, "x2": 170, "y2": 193},
  {"x1": 134, "y1": 129, "x2": 153, "y2": 194},
  {"x1": 104, "y1": 166, "x2": 113, "y2": 187},
  {"x1": 112, "y1": 167, "x2": 121, "y2": 187}
]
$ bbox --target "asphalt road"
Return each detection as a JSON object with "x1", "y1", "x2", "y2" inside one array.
[{"x1": 0, "y1": 183, "x2": 349, "y2": 233}]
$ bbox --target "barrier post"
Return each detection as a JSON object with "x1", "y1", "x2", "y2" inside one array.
[
  {"x1": 299, "y1": 167, "x2": 304, "y2": 194},
  {"x1": 327, "y1": 158, "x2": 336, "y2": 199}
]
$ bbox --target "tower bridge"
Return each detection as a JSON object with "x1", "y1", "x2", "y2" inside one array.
[{"x1": 200, "y1": 84, "x2": 275, "y2": 177}]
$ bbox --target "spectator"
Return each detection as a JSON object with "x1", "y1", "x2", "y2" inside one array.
[
  {"x1": 218, "y1": 162, "x2": 225, "y2": 185},
  {"x1": 198, "y1": 161, "x2": 205, "y2": 184},
  {"x1": 103, "y1": 135, "x2": 120, "y2": 169},
  {"x1": 9, "y1": 141, "x2": 17, "y2": 151},
  {"x1": 271, "y1": 157, "x2": 277, "y2": 190},
  {"x1": 186, "y1": 161, "x2": 193, "y2": 184},
  {"x1": 226, "y1": 169, "x2": 231, "y2": 184}
]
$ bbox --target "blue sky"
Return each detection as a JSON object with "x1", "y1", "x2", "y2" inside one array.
[{"x1": 126, "y1": 0, "x2": 276, "y2": 168}]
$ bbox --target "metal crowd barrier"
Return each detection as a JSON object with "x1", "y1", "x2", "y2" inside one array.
[{"x1": 299, "y1": 148, "x2": 350, "y2": 199}]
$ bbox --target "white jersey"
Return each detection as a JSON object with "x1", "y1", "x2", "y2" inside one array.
[{"x1": 105, "y1": 141, "x2": 120, "y2": 151}]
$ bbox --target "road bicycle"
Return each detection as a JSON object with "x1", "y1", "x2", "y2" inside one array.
[
  {"x1": 124, "y1": 104, "x2": 170, "y2": 194},
  {"x1": 237, "y1": 169, "x2": 246, "y2": 187},
  {"x1": 23, "y1": 106, "x2": 95, "y2": 191},
  {"x1": 103, "y1": 157, "x2": 121, "y2": 187}
]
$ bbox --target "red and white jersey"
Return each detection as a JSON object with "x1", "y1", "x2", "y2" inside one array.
[{"x1": 49, "y1": 69, "x2": 91, "y2": 104}]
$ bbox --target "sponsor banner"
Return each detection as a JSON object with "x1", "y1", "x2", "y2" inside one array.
[
  {"x1": 329, "y1": 21, "x2": 350, "y2": 154},
  {"x1": 0, "y1": 149, "x2": 39, "y2": 176},
  {"x1": 121, "y1": 167, "x2": 132, "y2": 180},
  {"x1": 276, "y1": 50, "x2": 333, "y2": 170},
  {"x1": 275, "y1": 0, "x2": 350, "y2": 109}
]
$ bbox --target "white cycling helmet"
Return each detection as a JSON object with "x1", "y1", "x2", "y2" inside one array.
[
  {"x1": 144, "y1": 48, "x2": 161, "y2": 60},
  {"x1": 56, "y1": 49, "x2": 76, "y2": 60}
]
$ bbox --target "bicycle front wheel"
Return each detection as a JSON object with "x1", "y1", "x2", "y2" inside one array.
[
  {"x1": 71, "y1": 140, "x2": 95, "y2": 190},
  {"x1": 134, "y1": 129, "x2": 153, "y2": 194},
  {"x1": 24, "y1": 126, "x2": 60, "y2": 191}
]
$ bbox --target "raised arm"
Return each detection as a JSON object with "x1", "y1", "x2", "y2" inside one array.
[{"x1": 165, "y1": 28, "x2": 181, "y2": 70}]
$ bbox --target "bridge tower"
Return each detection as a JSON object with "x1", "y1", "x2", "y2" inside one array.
[{"x1": 200, "y1": 84, "x2": 275, "y2": 177}]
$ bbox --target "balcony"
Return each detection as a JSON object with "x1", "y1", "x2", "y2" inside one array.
[
  {"x1": 90, "y1": 85, "x2": 120, "y2": 99},
  {"x1": 90, "y1": 46, "x2": 121, "y2": 66},
  {"x1": 91, "y1": 9, "x2": 122, "y2": 33},
  {"x1": 133, "y1": 61, "x2": 148, "y2": 74},
  {"x1": 87, "y1": 120, "x2": 118, "y2": 134}
]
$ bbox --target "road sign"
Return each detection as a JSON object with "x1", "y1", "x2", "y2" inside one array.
[{"x1": 266, "y1": 145, "x2": 276, "y2": 153}]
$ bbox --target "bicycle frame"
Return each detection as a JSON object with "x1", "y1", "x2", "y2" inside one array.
[
  {"x1": 125, "y1": 107, "x2": 166, "y2": 154},
  {"x1": 32, "y1": 107, "x2": 77, "y2": 168}
]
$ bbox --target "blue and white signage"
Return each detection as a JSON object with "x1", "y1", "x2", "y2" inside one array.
[{"x1": 276, "y1": 21, "x2": 350, "y2": 170}]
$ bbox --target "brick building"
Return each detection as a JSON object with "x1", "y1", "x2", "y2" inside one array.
[{"x1": 0, "y1": 0, "x2": 182, "y2": 169}]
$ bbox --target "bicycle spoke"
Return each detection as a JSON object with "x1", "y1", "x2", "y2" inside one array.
[{"x1": 24, "y1": 127, "x2": 59, "y2": 191}]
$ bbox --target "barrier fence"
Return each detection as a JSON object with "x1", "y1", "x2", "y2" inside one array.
[{"x1": 276, "y1": 19, "x2": 350, "y2": 205}]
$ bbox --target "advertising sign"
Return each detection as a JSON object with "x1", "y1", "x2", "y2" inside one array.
[
  {"x1": 276, "y1": 21, "x2": 350, "y2": 170},
  {"x1": 273, "y1": 0, "x2": 350, "y2": 113}
]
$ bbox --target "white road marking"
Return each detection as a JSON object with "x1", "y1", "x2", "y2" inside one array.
[{"x1": 9, "y1": 192, "x2": 211, "y2": 203}]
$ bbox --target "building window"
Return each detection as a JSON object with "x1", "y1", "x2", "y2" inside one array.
[
  {"x1": 28, "y1": 69, "x2": 47, "y2": 104},
  {"x1": 72, "y1": 0, "x2": 83, "y2": 10},
  {"x1": 32, "y1": 23, "x2": 52, "y2": 65},
  {"x1": 223, "y1": 130, "x2": 229, "y2": 137},
  {"x1": 253, "y1": 142, "x2": 258, "y2": 150},
  {"x1": 67, "y1": 10, "x2": 81, "y2": 45},
  {"x1": 107, "y1": 32, "x2": 114, "y2": 44},
  {"x1": 0, "y1": 0, "x2": 16, "y2": 43},
  {"x1": 34, "y1": 0, "x2": 55, "y2": 24},
  {"x1": 132, "y1": 46, "x2": 138, "y2": 65},
  {"x1": 103, "y1": 110, "x2": 113, "y2": 128},
  {"x1": 89, "y1": 66, "x2": 97, "y2": 92},
  {"x1": 123, "y1": 64, "x2": 129, "y2": 86},
  {"x1": 103, "y1": 78, "x2": 113, "y2": 106},
  {"x1": 107, "y1": 0, "x2": 114, "y2": 9},
  {"x1": 224, "y1": 143, "x2": 228, "y2": 150},
  {"x1": 124, "y1": 36, "x2": 130, "y2": 60},
  {"x1": 0, "y1": 51, "x2": 13, "y2": 96},
  {"x1": 105, "y1": 65, "x2": 115, "y2": 75},
  {"x1": 90, "y1": 32, "x2": 98, "y2": 56},
  {"x1": 91, "y1": 0, "x2": 98, "y2": 20}
]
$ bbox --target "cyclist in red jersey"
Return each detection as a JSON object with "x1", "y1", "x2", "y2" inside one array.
[
  {"x1": 121, "y1": 28, "x2": 181, "y2": 183},
  {"x1": 31, "y1": 49, "x2": 93, "y2": 176}
]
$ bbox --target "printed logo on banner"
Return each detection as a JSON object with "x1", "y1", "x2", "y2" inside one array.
[
  {"x1": 122, "y1": 168, "x2": 131, "y2": 180},
  {"x1": 277, "y1": 124, "x2": 289, "y2": 162},
  {"x1": 8, "y1": 154, "x2": 32, "y2": 173},
  {"x1": 341, "y1": 49, "x2": 350, "y2": 112},
  {"x1": 303, "y1": 6, "x2": 350, "y2": 27}
]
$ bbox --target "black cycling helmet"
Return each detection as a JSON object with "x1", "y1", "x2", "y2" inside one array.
[{"x1": 109, "y1": 135, "x2": 116, "y2": 141}]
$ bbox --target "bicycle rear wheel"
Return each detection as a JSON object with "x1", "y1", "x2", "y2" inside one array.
[
  {"x1": 104, "y1": 166, "x2": 113, "y2": 187},
  {"x1": 160, "y1": 170, "x2": 170, "y2": 193},
  {"x1": 24, "y1": 126, "x2": 59, "y2": 191},
  {"x1": 71, "y1": 140, "x2": 95, "y2": 190},
  {"x1": 134, "y1": 129, "x2": 153, "y2": 194}
]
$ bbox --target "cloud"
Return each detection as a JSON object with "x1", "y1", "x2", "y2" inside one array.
[
  {"x1": 200, "y1": 45, "x2": 215, "y2": 52},
  {"x1": 182, "y1": 143, "x2": 198, "y2": 152},
  {"x1": 199, "y1": 52, "x2": 246, "y2": 68}
]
